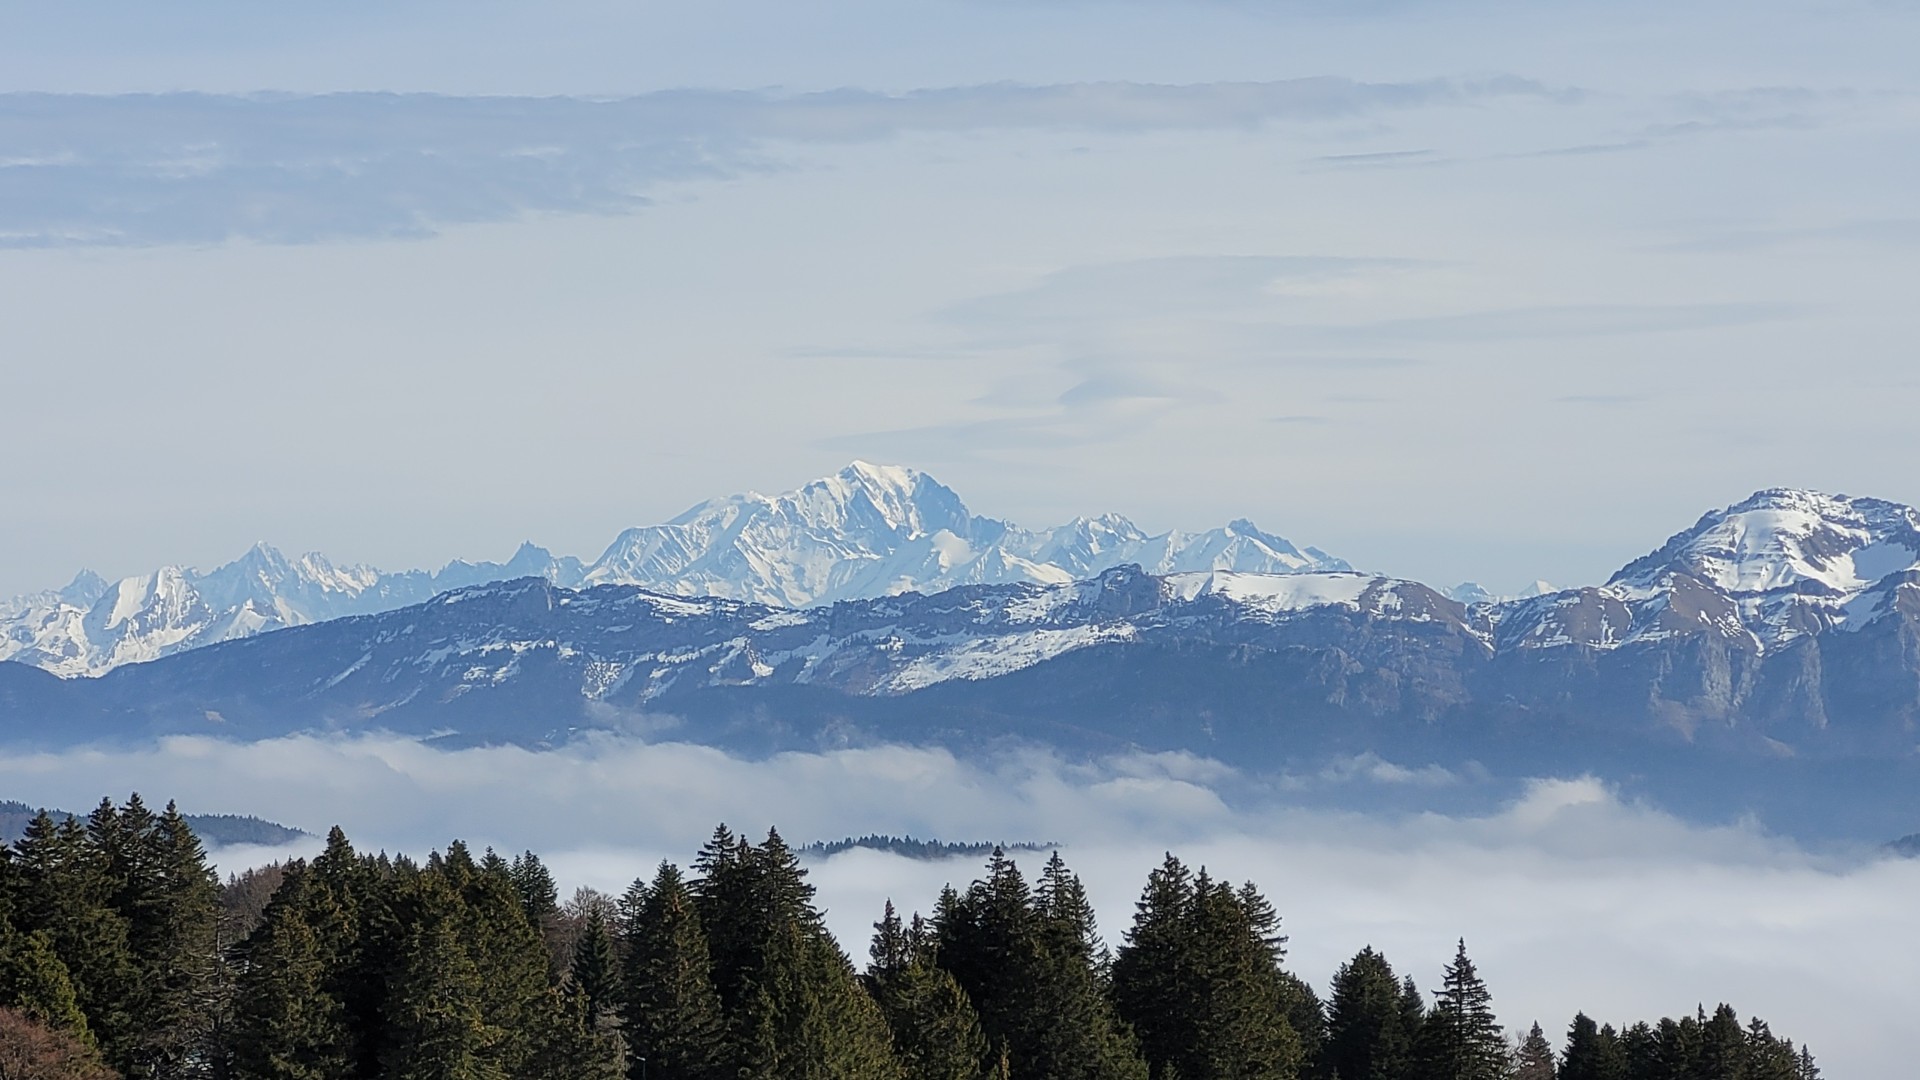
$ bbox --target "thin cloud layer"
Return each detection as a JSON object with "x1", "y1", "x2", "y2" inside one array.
[
  {"x1": 0, "y1": 79, "x2": 1553, "y2": 247},
  {"x1": 1, "y1": 731, "x2": 1909, "y2": 1076}
]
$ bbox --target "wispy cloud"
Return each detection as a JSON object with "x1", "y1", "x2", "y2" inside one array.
[
  {"x1": 0, "y1": 79, "x2": 1558, "y2": 247},
  {"x1": 1316, "y1": 302, "x2": 1800, "y2": 343},
  {"x1": 1557, "y1": 393, "x2": 1649, "y2": 406}
]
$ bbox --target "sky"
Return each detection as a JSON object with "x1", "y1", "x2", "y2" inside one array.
[
  {"x1": 2, "y1": 0, "x2": 1918, "y2": 598},
  {"x1": 2, "y1": 732, "x2": 1912, "y2": 1076}
]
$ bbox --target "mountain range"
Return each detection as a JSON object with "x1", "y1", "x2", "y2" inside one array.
[
  {"x1": 3, "y1": 467, "x2": 1918, "y2": 839},
  {"x1": 1, "y1": 462, "x2": 1346, "y2": 678}
]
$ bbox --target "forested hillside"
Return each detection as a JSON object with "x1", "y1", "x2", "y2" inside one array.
[
  {"x1": 0, "y1": 800, "x2": 306, "y2": 848},
  {"x1": 0, "y1": 795, "x2": 1821, "y2": 1080}
]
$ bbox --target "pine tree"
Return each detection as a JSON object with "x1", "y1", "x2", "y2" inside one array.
[
  {"x1": 1181, "y1": 875, "x2": 1301, "y2": 1080},
  {"x1": 378, "y1": 876, "x2": 504, "y2": 1080},
  {"x1": 10, "y1": 810, "x2": 137, "y2": 1072},
  {"x1": 1324, "y1": 948, "x2": 1417, "y2": 1080},
  {"x1": 937, "y1": 848, "x2": 1145, "y2": 1080},
  {"x1": 441, "y1": 841, "x2": 554, "y2": 1077},
  {"x1": 621, "y1": 863, "x2": 726, "y2": 1080},
  {"x1": 1699, "y1": 1004, "x2": 1746, "y2": 1080},
  {"x1": 1616, "y1": 1023, "x2": 1655, "y2": 1080},
  {"x1": 1272, "y1": 971, "x2": 1325, "y2": 1080},
  {"x1": 1558, "y1": 1013, "x2": 1625, "y2": 1080},
  {"x1": 524, "y1": 985, "x2": 625, "y2": 1080},
  {"x1": 1111, "y1": 854, "x2": 1194, "y2": 1078},
  {"x1": 508, "y1": 852, "x2": 560, "y2": 930},
  {"x1": 229, "y1": 867, "x2": 354, "y2": 1080},
  {"x1": 1742, "y1": 1018, "x2": 1798, "y2": 1080},
  {"x1": 1795, "y1": 1044, "x2": 1820, "y2": 1080},
  {"x1": 1653, "y1": 1013, "x2": 1704, "y2": 1080},
  {"x1": 569, "y1": 907, "x2": 620, "y2": 1031},
  {"x1": 1411, "y1": 941, "x2": 1505, "y2": 1080},
  {"x1": 1513, "y1": 1022, "x2": 1554, "y2": 1080},
  {"x1": 137, "y1": 800, "x2": 222, "y2": 1078},
  {"x1": 867, "y1": 901, "x2": 989, "y2": 1080},
  {"x1": 704, "y1": 830, "x2": 901, "y2": 1080}
]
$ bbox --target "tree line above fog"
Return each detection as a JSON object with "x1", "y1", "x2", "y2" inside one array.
[{"x1": 0, "y1": 795, "x2": 1821, "y2": 1080}]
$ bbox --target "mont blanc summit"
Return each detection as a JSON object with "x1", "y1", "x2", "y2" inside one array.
[{"x1": 0, "y1": 463, "x2": 1346, "y2": 676}]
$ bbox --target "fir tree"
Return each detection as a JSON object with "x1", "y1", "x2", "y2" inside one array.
[
  {"x1": 508, "y1": 852, "x2": 560, "y2": 930},
  {"x1": 937, "y1": 848, "x2": 1145, "y2": 1080},
  {"x1": 1743, "y1": 1018, "x2": 1799, "y2": 1080},
  {"x1": 378, "y1": 876, "x2": 504, "y2": 1080},
  {"x1": 1111, "y1": 854, "x2": 1194, "y2": 1078},
  {"x1": 1616, "y1": 1022, "x2": 1655, "y2": 1080},
  {"x1": 229, "y1": 867, "x2": 353, "y2": 1080},
  {"x1": 1699, "y1": 1004, "x2": 1746, "y2": 1080},
  {"x1": 867, "y1": 901, "x2": 989, "y2": 1080},
  {"x1": 524, "y1": 985, "x2": 625, "y2": 1080},
  {"x1": 621, "y1": 863, "x2": 726, "y2": 1080},
  {"x1": 1411, "y1": 941, "x2": 1505, "y2": 1080},
  {"x1": 1324, "y1": 947, "x2": 1417, "y2": 1080},
  {"x1": 569, "y1": 907, "x2": 620, "y2": 1031},
  {"x1": 11, "y1": 810, "x2": 137, "y2": 1073},
  {"x1": 1558, "y1": 1013, "x2": 1625, "y2": 1080},
  {"x1": 1512, "y1": 1022, "x2": 1554, "y2": 1080}
]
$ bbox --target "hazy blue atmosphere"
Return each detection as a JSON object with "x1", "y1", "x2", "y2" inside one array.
[
  {"x1": 3, "y1": 5, "x2": 1917, "y2": 1076},
  {"x1": 4, "y1": 0, "x2": 1919, "y2": 597}
]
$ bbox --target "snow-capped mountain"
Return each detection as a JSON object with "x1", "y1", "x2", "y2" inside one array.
[
  {"x1": 0, "y1": 462, "x2": 1347, "y2": 676},
  {"x1": 581, "y1": 461, "x2": 1350, "y2": 606},
  {"x1": 1485, "y1": 489, "x2": 1920, "y2": 655},
  {"x1": 7, "y1": 484, "x2": 1920, "y2": 840},
  {"x1": 0, "y1": 542, "x2": 583, "y2": 677}
]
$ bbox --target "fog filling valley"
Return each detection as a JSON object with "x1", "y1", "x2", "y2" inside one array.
[{"x1": 0, "y1": 732, "x2": 1910, "y2": 1075}]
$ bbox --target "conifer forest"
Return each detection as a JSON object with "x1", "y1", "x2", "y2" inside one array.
[{"x1": 0, "y1": 796, "x2": 1822, "y2": 1080}]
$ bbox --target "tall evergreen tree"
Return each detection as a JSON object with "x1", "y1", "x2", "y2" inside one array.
[
  {"x1": 1558, "y1": 1013, "x2": 1625, "y2": 1080},
  {"x1": 229, "y1": 867, "x2": 353, "y2": 1080},
  {"x1": 1616, "y1": 1023, "x2": 1656, "y2": 1080},
  {"x1": 378, "y1": 876, "x2": 503, "y2": 1080},
  {"x1": 1324, "y1": 948, "x2": 1418, "y2": 1080},
  {"x1": 1699, "y1": 1004, "x2": 1746, "y2": 1080},
  {"x1": 621, "y1": 863, "x2": 726, "y2": 1080},
  {"x1": 1513, "y1": 1022, "x2": 1554, "y2": 1080},
  {"x1": 936, "y1": 848, "x2": 1145, "y2": 1080},
  {"x1": 1743, "y1": 1018, "x2": 1798, "y2": 1080},
  {"x1": 867, "y1": 902, "x2": 989, "y2": 1080},
  {"x1": 569, "y1": 907, "x2": 620, "y2": 1031},
  {"x1": 1111, "y1": 854, "x2": 1193, "y2": 1079},
  {"x1": 1410, "y1": 941, "x2": 1505, "y2": 1080},
  {"x1": 12, "y1": 809, "x2": 137, "y2": 1074}
]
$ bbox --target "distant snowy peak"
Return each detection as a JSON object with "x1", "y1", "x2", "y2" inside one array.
[
  {"x1": 0, "y1": 462, "x2": 1347, "y2": 676},
  {"x1": 581, "y1": 462, "x2": 1347, "y2": 608},
  {"x1": 1611, "y1": 489, "x2": 1920, "y2": 596},
  {"x1": 0, "y1": 541, "x2": 582, "y2": 677},
  {"x1": 1502, "y1": 488, "x2": 1920, "y2": 654}
]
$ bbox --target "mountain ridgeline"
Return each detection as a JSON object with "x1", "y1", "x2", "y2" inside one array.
[
  {"x1": 0, "y1": 462, "x2": 1345, "y2": 678},
  {"x1": 3, "y1": 472, "x2": 1920, "y2": 837},
  {"x1": 0, "y1": 795, "x2": 1820, "y2": 1080}
]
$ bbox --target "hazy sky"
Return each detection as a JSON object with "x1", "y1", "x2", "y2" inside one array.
[{"x1": 4, "y1": 0, "x2": 1919, "y2": 597}]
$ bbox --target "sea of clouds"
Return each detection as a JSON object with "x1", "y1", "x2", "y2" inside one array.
[{"x1": 1, "y1": 733, "x2": 1912, "y2": 1075}]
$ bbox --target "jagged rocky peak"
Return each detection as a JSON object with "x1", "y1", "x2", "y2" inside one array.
[{"x1": 1610, "y1": 488, "x2": 1920, "y2": 596}]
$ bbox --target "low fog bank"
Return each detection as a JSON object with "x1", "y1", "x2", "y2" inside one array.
[{"x1": 4, "y1": 732, "x2": 1915, "y2": 1076}]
